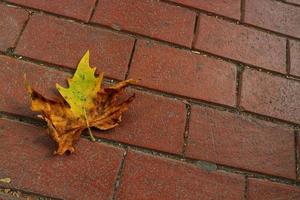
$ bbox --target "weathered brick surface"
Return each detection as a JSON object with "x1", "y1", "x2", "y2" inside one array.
[
  {"x1": 0, "y1": 119, "x2": 125, "y2": 200},
  {"x1": 168, "y1": 0, "x2": 240, "y2": 19},
  {"x1": 0, "y1": 55, "x2": 69, "y2": 117},
  {"x1": 240, "y1": 68, "x2": 300, "y2": 124},
  {"x1": 15, "y1": 14, "x2": 134, "y2": 80},
  {"x1": 0, "y1": 3, "x2": 28, "y2": 51},
  {"x1": 194, "y1": 15, "x2": 286, "y2": 73},
  {"x1": 290, "y1": 40, "x2": 300, "y2": 77},
  {"x1": 129, "y1": 40, "x2": 237, "y2": 106},
  {"x1": 247, "y1": 178, "x2": 300, "y2": 200},
  {"x1": 98, "y1": 90, "x2": 186, "y2": 154},
  {"x1": 186, "y1": 105, "x2": 295, "y2": 179},
  {"x1": 0, "y1": 55, "x2": 186, "y2": 155},
  {"x1": 91, "y1": 0, "x2": 196, "y2": 47},
  {"x1": 245, "y1": 0, "x2": 300, "y2": 38},
  {"x1": 116, "y1": 150, "x2": 245, "y2": 200},
  {"x1": 8, "y1": 0, "x2": 96, "y2": 22}
]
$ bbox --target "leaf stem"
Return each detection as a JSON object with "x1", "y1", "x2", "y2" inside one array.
[{"x1": 83, "y1": 108, "x2": 96, "y2": 142}]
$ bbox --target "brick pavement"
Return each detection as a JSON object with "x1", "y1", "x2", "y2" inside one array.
[{"x1": 0, "y1": 0, "x2": 299, "y2": 199}]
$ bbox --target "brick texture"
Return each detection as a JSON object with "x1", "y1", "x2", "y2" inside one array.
[
  {"x1": 0, "y1": 3, "x2": 28, "y2": 51},
  {"x1": 290, "y1": 40, "x2": 300, "y2": 77},
  {"x1": 8, "y1": 0, "x2": 97, "y2": 22},
  {"x1": 168, "y1": 0, "x2": 240, "y2": 19},
  {"x1": 245, "y1": 0, "x2": 300, "y2": 38},
  {"x1": 194, "y1": 15, "x2": 286, "y2": 73},
  {"x1": 186, "y1": 105, "x2": 295, "y2": 179},
  {"x1": 240, "y1": 68, "x2": 300, "y2": 124},
  {"x1": 247, "y1": 178, "x2": 300, "y2": 200},
  {"x1": 15, "y1": 14, "x2": 134, "y2": 80},
  {"x1": 0, "y1": 55, "x2": 69, "y2": 117},
  {"x1": 116, "y1": 150, "x2": 245, "y2": 200},
  {"x1": 91, "y1": 0, "x2": 196, "y2": 47},
  {"x1": 0, "y1": 55, "x2": 186, "y2": 155},
  {"x1": 129, "y1": 40, "x2": 237, "y2": 106},
  {"x1": 0, "y1": 119, "x2": 125, "y2": 200},
  {"x1": 97, "y1": 90, "x2": 186, "y2": 154}
]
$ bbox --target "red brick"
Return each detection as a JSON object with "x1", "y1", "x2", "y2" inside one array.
[
  {"x1": 91, "y1": 0, "x2": 196, "y2": 47},
  {"x1": 168, "y1": 0, "x2": 240, "y2": 19},
  {"x1": 15, "y1": 14, "x2": 134, "y2": 80},
  {"x1": 0, "y1": 119, "x2": 125, "y2": 200},
  {"x1": 290, "y1": 40, "x2": 300, "y2": 77},
  {"x1": 0, "y1": 3, "x2": 28, "y2": 51},
  {"x1": 195, "y1": 15, "x2": 286, "y2": 73},
  {"x1": 240, "y1": 68, "x2": 300, "y2": 124},
  {"x1": 187, "y1": 105, "x2": 295, "y2": 179},
  {"x1": 244, "y1": 0, "x2": 300, "y2": 38},
  {"x1": 97, "y1": 90, "x2": 186, "y2": 154},
  {"x1": 116, "y1": 150, "x2": 245, "y2": 200},
  {"x1": 0, "y1": 55, "x2": 186, "y2": 155},
  {"x1": 129, "y1": 40, "x2": 237, "y2": 106},
  {"x1": 247, "y1": 178, "x2": 300, "y2": 200},
  {"x1": 8, "y1": 0, "x2": 96, "y2": 22},
  {"x1": 0, "y1": 55, "x2": 69, "y2": 117}
]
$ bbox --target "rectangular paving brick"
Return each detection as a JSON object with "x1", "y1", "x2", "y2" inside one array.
[
  {"x1": 247, "y1": 178, "x2": 300, "y2": 200},
  {"x1": 91, "y1": 0, "x2": 196, "y2": 47},
  {"x1": 116, "y1": 150, "x2": 245, "y2": 200},
  {"x1": 15, "y1": 14, "x2": 135, "y2": 80},
  {"x1": 0, "y1": 3, "x2": 28, "y2": 51},
  {"x1": 194, "y1": 15, "x2": 286, "y2": 73},
  {"x1": 0, "y1": 55, "x2": 186, "y2": 155},
  {"x1": 8, "y1": 0, "x2": 97, "y2": 22},
  {"x1": 240, "y1": 68, "x2": 300, "y2": 124},
  {"x1": 0, "y1": 55, "x2": 69, "y2": 117},
  {"x1": 290, "y1": 40, "x2": 300, "y2": 77},
  {"x1": 245, "y1": 0, "x2": 300, "y2": 38},
  {"x1": 97, "y1": 90, "x2": 186, "y2": 154},
  {"x1": 168, "y1": 0, "x2": 240, "y2": 19},
  {"x1": 0, "y1": 119, "x2": 125, "y2": 200},
  {"x1": 129, "y1": 40, "x2": 237, "y2": 106},
  {"x1": 187, "y1": 105, "x2": 295, "y2": 179}
]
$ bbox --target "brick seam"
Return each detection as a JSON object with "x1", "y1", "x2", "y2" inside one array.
[
  {"x1": 244, "y1": 175, "x2": 249, "y2": 200},
  {"x1": 124, "y1": 39, "x2": 137, "y2": 80},
  {"x1": 277, "y1": 0, "x2": 300, "y2": 7},
  {"x1": 182, "y1": 104, "x2": 191, "y2": 155},
  {"x1": 295, "y1": 130, "x2": 299, "y2": 179},
  {"x1": 10, "y1": 10, "x2": 31, "y2": 53},
  {"x1": 0, "y1": 185, "x2": 62, "y2": 200},
  {"x1": 111, "y1": 148, "x2": 128, "y2": 200},
  {"x1": 240, "y1": 0, "x2": 246, "y2": 22},
  {"x1": 191, "y1": 13, "x2": 200, "y2": 48},
  {"x1": 236, "y1": 64, "x2": 245, "y2": 108},
  {"x1": 286, "y1": 39, "x2": 291, "y2": 74},
  {"x1": 88, "y1": 0, "x2": 99, "y2": 22}
]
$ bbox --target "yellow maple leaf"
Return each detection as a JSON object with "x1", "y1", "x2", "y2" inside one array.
[{"x1": 25, "y1": 51, "x2": 137, "y2": 155}]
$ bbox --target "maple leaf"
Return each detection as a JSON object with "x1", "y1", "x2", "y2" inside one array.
[{"x1": 25, "y1": 51, "x2": 137, "y2": 155}]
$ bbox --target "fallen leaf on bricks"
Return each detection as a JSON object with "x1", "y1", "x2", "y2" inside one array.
[{"x1": 26, "y1": 50, "x2": 137, "y2": 155}]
